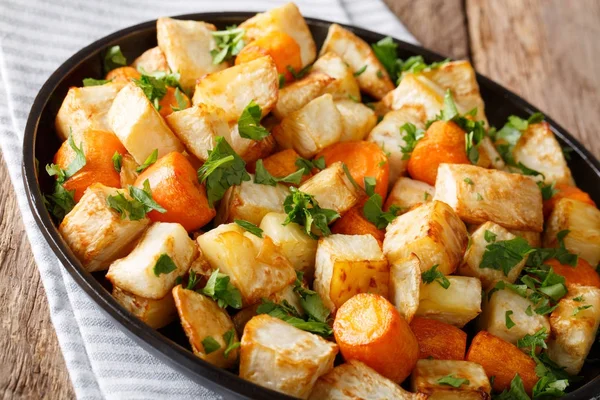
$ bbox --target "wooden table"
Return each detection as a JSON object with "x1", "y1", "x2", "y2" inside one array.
[{"x1": 1, "y1": 1, "x2": 599, "y2": 398}]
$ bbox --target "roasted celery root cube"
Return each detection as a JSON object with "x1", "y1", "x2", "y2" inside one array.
[
  {"x1": 239, "y1": 2, "x2": 317, "y2": 67},
  {"x1": 273, "y1": 72, "x2": 334, "y2": 120},
  {"x1": 458, "y1": 222, "x2": 527, "y2": 289},
  {"x1": 547, "y1": 285, "x2": 600, "y2": 375},
  {"x1": 240, "y1": 314, "x2": 338, "y2": 398},
  {"x1": 434, "y1": 163, "x2": 543, "y2": 232},
  {"x1": 106, "y1": 222, "x2": 197, "y2": 299},
  {"x1": 410, "y1": 359, "x2": 491, "y2": 399},
  {"x1": 478, "y1": 287, "x2": 550, "y2": 348},
  {"x1": 513, "y1": 122, "x2": 574, "y2": 185},
  {"x1": 367, "y1": 107, "x2": 426, "y2": 184},
  {"x1": 55, "y1": 83, "x2": 124, "y2": 141},
  {"x1": 273, "y1": 94, "x2": 343, "y2": 158},
  {"x1": 191, "y1": 56, "x2": 278, "y2": 123},
  {"x1": 119, "y1": 154, "x2": 139, "y2": 187},
  {"x1": 382, "y1": 74, "x2": 445, "y2": 121},
  {"x1": 298, "y1": 161, "x2": 360, "y2": 215},
  {"x1": 165, "y1": 104, "x2": 229, "y2": 162},
  {"x1": 416, "y1": 276, "x2": 482, "y2": 327},
  {"x1": 108, "y1": 83, "x2": 184, "y2": 164},
  {"x1": 112, "y1": 286, "x2": 177, "y2": 329},
  {"x1": 312, "y1": 52, "x2": 361, "y2": 100},
  {"x1": 156, "y1": 17, "x2": 227, "y2": 92},
  {"x1": 383, "y1": 201, "x2": 468, "y2": 275},
  {"x1": 215, "y1": 177, "x2": 289, "y2": 226},
  {"x1": 310, "y1": 360, "x2": 427, "y2": 400},
  {"x1": 131, "y1": 46, "x2": 170, "y2": 73},
  {"x1": 335, "y1": 99, "x2": 377, "y2": 142},
  {"x1": 314, "y1": 234, "x2": 389, "y2": 312},
  {"x1": 385, "y1": 177, "x2": 435, "y2": 215},
  {"x1": 319, "y1": 24, "x2": 394, "y2": 99},
  {"x1": 59, "y1": 184, "x2": 150, "y2": 272},
  {"x1": 510, "y1": 229, "x2": 541, "y2": 248},
  {"x1": 544, "y1": 198, "x2": 600, "y2": 266},
  {"x1": 259, "y1": 212, "x2": 318, "y2": 280},
  {"x1": 173, "y1": 286, "x2": 239, "y2": 368},
  {"x1": 389, "y1": 254, "x2": 421, "y2": 323},
  {"x1": 197, "y1": 223, "x2": 296, "y2": 305}
]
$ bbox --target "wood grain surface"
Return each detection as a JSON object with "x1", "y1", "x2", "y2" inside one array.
[{"x1": 1, "y1": 1, "x2": 599, "y2": 398}]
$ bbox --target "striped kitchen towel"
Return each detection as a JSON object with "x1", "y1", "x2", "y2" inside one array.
[{"x1": 0, "y1": 0, "x2": 416, "y2": 399}]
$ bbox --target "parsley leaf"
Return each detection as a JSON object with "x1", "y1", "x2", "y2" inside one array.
[
  {"x1": 137, "y1": 68, "x2": 182, "y2": 89},
  {"x1": 234, "y1": 219, "x2": 263, "y2": 238},
  {"x1": 295, "y1": 156, "x2": 326, "y2": 175},
  {"x1": 129, "y1": 179, "x2": 166, "y2": 214},
  {"x1": 257, "y1": 298, "x2": 333, "y2": 337},
  {"x1": 484, "y1": 230, "x2": 497, "y2": 243},
  {"x1": 83, "y1": 78, "x2": 112, "y2": 87},
  {"x1": 107, "y1": 180, "x2": 165, "y2": 220},
  {"x1": 103, "y1": 45, "x2": 127, "y2": 73},
  {"x1": 64, "y1": 136, "x2": 87, "y2": 178},
  {"x1": 186, "y1": 270, "x2": 199, "y2": 290},
  {"x1": 437, "y1": 375, "x2": 469, "y2": 388},
  {"x1": 518, "y1": 328, "x2": 549, "y2": 355},
  {"x1": 254, "y1": 159, "x2": 304, "y2": 186},
  {"x1": 421, "y1": 265, "x2": 450, "y2": 289},
  {"x1": 293, "y1": 271, "x2": 331, "y2": 323},
  {"x1": 238, "y1": 100, "x2": 270, "y2": 140},
  {"x1": 133, "y1": 75, "x2": 167, "y2": 110},
  {"x1": 200, "y1": 269, "x2": 242, "y2": 309},
  {"x1": 464, "y1": 177, "x2": 474, "y2": 185},
  {"x1": 495, "y1": 113, "x2": 545, "y2": 165},
  {"x1": 573, "y1": 305, "x2": 592, "y2": 317},
  {"x1": 286, "y1": 65, "x2": 312, "y2": 80},
  {"x1": 496, "y1": 374, "x2": 531, "y2": 400},
  {"x1": 353, "y1": 65, "x2": 367, "y2": 76},
  {"x1": 278, "y1": 73, "x2": 286, "y2": 89},
  {"x1": 223, "y1": 329, "x2": 240, "y2": 359},
  {"x1": 363, "y1": 177, "x2": 401, "y2": 229},
  {"x1": 282, "y1": 187, "x2": 340, "y2": 239},
  {"x1": 153, "y1": 253, "x2": 177, "y2": 276},
  {"x1": 505, "y1": 310, "x2": 516, "y2": 329},
  {"x1": 399, "y1": 122, "x2": 425, "y2": 160},
  {"x1": 43, "y1": 182, "x2": 75, "y2": 221},
  {"x1": 532, "y1": 353, "x2": 570, "y2": 398},
  {"x1": 112, "y1": 151, "x2": 122, "y2": 173},
  {"x1": 197, "y1": 137, "x2": 251, "y2": 207},
  {"x1": 171, "y1": 87, "x2": 187, "y2": 112},
  {"x1": 480, "y1": 237, "x2": 535, "y2": 276},
  {"x1": 201, "y1": 336, "x2": 221, "y2": 354},
  {"x1": 517, "y1": 162, "x2": 545, "y2": 179},
  {"x1": 538, "y1": 181, "x2": 558, "y2": 201},
  {"x1": 211, "y1": 26, "x2": 245, "y2": 64}
]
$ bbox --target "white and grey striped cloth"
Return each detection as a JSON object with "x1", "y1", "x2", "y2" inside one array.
[{"x1": 0, "y1": 1, "x2": 415, "y2": 398}]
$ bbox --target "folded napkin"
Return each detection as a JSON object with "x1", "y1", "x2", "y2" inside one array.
[{"x1": 0, "y1": 1, "x2": 415, "y2": 398}]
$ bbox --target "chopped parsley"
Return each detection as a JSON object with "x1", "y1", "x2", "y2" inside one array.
[
  {"x1": 107, "y1": 179, "x2": 166, "y2": 220},
  {"x1": 573, "y1": 305, "x2": 592, "y2": 317},
  {"x1": 348, "y1": 94, "x2": 360, "y2": 103},
  {"x1": 103, "y1": 45, "x2": 127, "y2": 73},
  {"x1": 295, "y1": 156, "x2": 326, "y2": 175},
  {"x1": 293, "y1": 271, "x2": 331, "y2": 324},
  {"x1": 518, "y1": 328, "x2": 549, "y2": 354},
  {"x1": 464, "y1": 177, "x2": 474, "y2": 185},
  {"x1": 286, "y1": 65, "x2": 312, "y2": 80},
  {"x1": 437, "y1": 375, "x2": 469, "y2": 388},
  {"x1": 282, "y1": 187, "x2": 340, "y2": 239},
  {"x1": 133, "y1": 74, "x2": 167, "y2": 111},
  {"x1": 538, "y1": 181, "x2": 559, "y2": 201},
  {"x1": 363, "y1": 177, "x2": 400, "y2": 229},
  {"x1": 399, "y1": 122, "x2": 425, "y2": 160},
  {"x1": 505, "y1": 310, "x2": 516, "y2": 329},
  {"x1": 186, "y1": 270, "x2": 199, "y2": 290},
  {"x1": 234, "y1": 219, "x2": 263, "y2": 238},
  {"x1": 211, "y1": 26, "x2": 245, "y2": 64},
  {"x1": 201, "y1": 336, "x2": 221, "y2": 354},
  {"x1": 484, "y1": 230, "x2": 497, "y2": 243},
  {"x1": 517, "y1": 162, "x2": 545, "y2": 179},
  {"x1": 353, "y1": 65, "x2": 367, "y2": 76},
  {"x1": 257, "y1": 298, "x2": 332, "y2": 337},
  {"x1": 170, "y1": 88, "x2": 188, "y2": 111},
  {"x1": 112, "y1": 151, "x2": 122, "y2": 173},
  {"x1": 278, "y1": 73, "x2": 286, "y2": 88},
  {"x1": 254, "y1": 159, "x2": 304, "y2": 186},
  {"x1": 494, "y1": 113, "x2": 544, "y2": 165},
  {"x1": 82, "y1": 78, "x2": 112, "y2": 87},
  {"x1": 197, "y1": 137, "x2": 251, "y2": 207},
  {"x1": 223, "y1": 329, "x2": 240, "y2": 359},
  {"x1": 480, "y1": 236, "x2": 535, "y2": 276},
  {"x1": 153, "y1": 253, "x2": 177, "y2": 276},
  {"x1": 421, "y1": 265, "x2": 450, "y2": 289},
  {"x1": 495, "y1": 374, "x2": 530, "y2": 400},
  {"x1": 237, "y1": 100, "x2": 270, "y2": 140},
  {"x1": 200, "y1": 269, "x2": 242, "y2": 309},
  {"x1": 136, "y1": 149, "x2": 158, "y2": 173}
]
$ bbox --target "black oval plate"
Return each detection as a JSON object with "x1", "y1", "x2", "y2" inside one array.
[{"x1": 22, "y1": 12, "x2": 600, "y2": 399}]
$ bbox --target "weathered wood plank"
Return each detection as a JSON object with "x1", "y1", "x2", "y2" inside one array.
[{"x1": 466, "y1": 0, "x2": 600, "y2": 158}]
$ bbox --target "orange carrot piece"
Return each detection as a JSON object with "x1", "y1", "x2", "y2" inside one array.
[
  {"x1": 317, "y1": 141, "x2": 389, "y2": 198},
  {"x1": 543, "y1": 183, "x2": 596, "y2": 218},
  {"x1": 334, "y1": 293, "x2": 419, "y2": 383},
  {"x1": 331, "y1": 197, "x2": 384, "y2": 244},
  {"x1": 466, "y1": 331, "x2": 538, "y2": 395},
  {"x1": 158, "y1": 86, "x2": 191, "y2": 118},
  {"x1": 134, "y1": 152, "x2": 215, "y2": 231},
  {"x1": 55, "y1": 130, "x2": 126, "y2": 202},
  {"x1": 257, "y1": 149, "x2": 311, "y2": 184},
  {"x1": 409, "y1": 317, "x2": 467, "y2": 361},
  {"x1": 105, "y1": 66, "x2": 141, "y2": 83},
  {"x1": 545, "y1": 258, "x2": 600, "y2": 290},
  {"x1": 407, "y1": 120, "x2": 470, "y2": 185},
  {"x1": 235, "y1": 31, "x2": 302, "y2": 82}
]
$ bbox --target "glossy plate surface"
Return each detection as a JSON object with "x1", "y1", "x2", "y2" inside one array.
[{"x1": 22, "y1": 12, "x2": 600, "y2": 399}]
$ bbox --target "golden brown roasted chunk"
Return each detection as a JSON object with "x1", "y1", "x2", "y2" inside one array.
[
  {"x1": 118, "y1": 154, "x2": 139, "y2": 187},
  {"x1": 310, "y1": 360, "x2": 427, "y2": 400},
  {"x1": 389, "y1": 254, "x2": 421, "y2": 323},
  {"x1": 298, "y1": 162, "x2": 360, "y2": 215},
  {"x1": 319, "y1": 24, "x2": 394, "y2": 99},
  {"x1": 59, "y1": 184, "x2": 149, "y2": 272},
  {"x1": 382, "y1": 73, "x2": 445, "y2": 121},
  {"x1": 112, "y1": 286, "x2": 177, "y2": 329},
  {"x1": 544, "y1": 198, "x2": 600, "y2": 266},
  {"x1": 434, "y1": 163, "x2": 543, "y2": 232},
  {"x1": 312, "y1": 52, "x2": 361, "y2": 100},
  {"x1": 410, "y1": 359, "x2": 491, "y2": 399},
  {"x1": 384, "y1": 177, "x2": 435, "y2": 215},
  {"x1": 156, "y1": 17, "x2": 227, "y2": 92},
  {"x1": 383, "y1": 201, "x2": 468, "y2": 275},
  {"x1": 131, "y1": 46, "x2": 170, "y2": 73},
  {"x1": 335, "y1": 99, "x2": 377, "y2": 142},
  {"x1": 240, "y1": 314, "x2": 338, "y2": 399},
  {"x1": 273, "y1": 72, "x2": 334, "y2": 120},
  {"x1": 314, "y1": 234, "x2": 389, "y2": 312},
  {"x1": 173, "y1": 286, "x2": 239, "y2": 368}
]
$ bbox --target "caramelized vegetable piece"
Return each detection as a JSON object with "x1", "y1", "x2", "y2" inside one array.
[
  {"x1": 54, "y1": 129, "x2": 126, "y2": 202},
  {"x1": 544, "y1": 258, "x2": 600, "y2": 290},
  {"x1": 158, "y1": 86, "x2": 191, "y2": 118},
  {"x1": 105, "y1": 66, "x2": 141, "y2": 83},
  {"x1": 236, "y1": 31, "x2": 302, "y2": 82},
  {"x1": 134, "y1": 152, "x2": 215, "y2": 231},
  {"x1": 466, "y1": 331, "x2": 538, "y2": 395},
  {"x1": 407, "y1": 120, "x2": 470, "y2": 185},
  {"x1": 409, "y1": 317, "x2": 467, "y2": 360},
  {"x1": 410, "y1": 359, "x2": 491, "y2": 398},
  {"x1": 333, "y1": 293, "x2": 419, "y2": 383},
  {"x1": 331, "y1": 197, "x2": 385, "y2": 244},
  {"x1": 316, "y1": 141, "x2": 389, "y2": 198},
  {"x1": 543, "y1": 183, "x2": 596, "y2": 218}
]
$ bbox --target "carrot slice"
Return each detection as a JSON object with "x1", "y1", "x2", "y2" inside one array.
[
  {"x1": 54, "y1": 130, "x2": 126, "y2": 202},
  {"x1": 466, "y1": 331, "x2": 538, "y2": 395},
  {"x1": 254, "y1": 149, "x2": 311, "y2": 184},
  {"x1": 331, "y1": 197, "x2": 384, "y2": 244},
  {"x1": 409, "y1": 317, "x2": 467, "y2": 361},
  {"x1": 134, "y1": 152, "x2": 215, "y2": 231},
  {"x1": 544, "y1": 258, "x2": 600, "y2": 289},
  {"x1": 158, "y1": 86, "x2": 191, "y2": 118},
  {"x1": 235, "y1": 31, "x2": 302, "y2": 82},
  {"x1": 334, "y1": 293, "x2": 419, "y2": 383},
  {"x1": 543, "y1": 183, "x2": 596, "y2": 218},
  {"x1": 407, "y1": 120, "x2": 470, "y2": 185},
  {"x1": 105, "y1": 66, "x2": 141, "y2": 83},
  {"x1": 317, "y1": 141, "x2": 389, "y2": 198}
]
